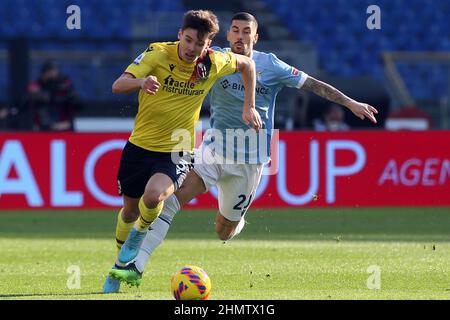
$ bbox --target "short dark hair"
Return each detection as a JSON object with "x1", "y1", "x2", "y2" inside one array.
[
  {"x1": 182, "y1": 10, "x2": 220, "y2": 40},
  {"x1": 231, "y1": 12, "x2": 258, "y2": 30}
]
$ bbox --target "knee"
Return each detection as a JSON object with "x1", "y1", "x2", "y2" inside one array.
[
  {"x1": 215, "y1": 223, "x2": 233, "y2": 241},
  {"x1": 216, "y1": 230, "x2": 231, "y2": 241},
  {"x1": 142, "y1": 189, "x2": 164, "y2": 208}
]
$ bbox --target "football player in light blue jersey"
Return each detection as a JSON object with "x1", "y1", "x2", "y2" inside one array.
[
  {"x1": 104, "y1": 12, "x2": 378, "y2": 290},
  {"x1": 205, "y1": 44, "x2": 308, "y2": 165}
]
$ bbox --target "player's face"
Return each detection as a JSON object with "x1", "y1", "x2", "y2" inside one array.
[
  {"x1": 178, "y1": 28, "x2": 212, "y2": 64},
  {"x1": 227, "y1": 20, "x2": 258, "y2": 57}
]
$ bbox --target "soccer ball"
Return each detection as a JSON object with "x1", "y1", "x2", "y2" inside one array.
[{"x1": 171, "y1": 265, "x2": 212, "y2": 300}]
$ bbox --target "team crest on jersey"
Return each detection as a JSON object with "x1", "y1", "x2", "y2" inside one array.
[
  {"x1": 190, "y1": 50, "x2": 212, "y2": 83},
  {"x1": 197, "y1": 63, "x2": 208, "y2": 79},
  {"x1": 291, "y1": 67, "x2": 300, "y2": 76},
  {"x1": 169, "y1": 64, "x2": 176, "y2": 71}
]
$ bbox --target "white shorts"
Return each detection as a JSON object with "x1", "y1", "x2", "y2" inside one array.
[{"x1": 193, "y1": 156, "x2": 264, "y2": 222}]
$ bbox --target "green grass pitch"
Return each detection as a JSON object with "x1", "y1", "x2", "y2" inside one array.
[{"x1": 0, "y1": 207, "x2": 449, "y2": 300}]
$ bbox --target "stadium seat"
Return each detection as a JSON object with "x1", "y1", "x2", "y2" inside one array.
[
  {"x1": 1, "y1": 0, "x2": 447, "y2": 102},
  {"x1": 261, "y1": 0, "x2": 449, "y2": 101},
  {"x1": 0, "y1": 0, "x2": 185, "y2": 101}
]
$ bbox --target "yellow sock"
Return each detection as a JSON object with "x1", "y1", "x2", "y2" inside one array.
[
  {"x1": 135, "y1": 198, "x2": 164, "y2": 232},
  {"x1": 115, "y1": 208, "x2": 134, "y2": 252}
]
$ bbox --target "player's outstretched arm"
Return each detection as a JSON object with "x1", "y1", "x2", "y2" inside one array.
[
  {"x1": 112, "y1": 73, "x2": 160, "y2": 95},
  {"x1": 302, "y1": 75, "x2": 379, "y2": 124},
  {"x1": 234, "y1": 54, "x2": 262, "y2": 131}
]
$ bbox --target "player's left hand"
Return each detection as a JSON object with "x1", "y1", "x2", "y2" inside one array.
[
  {"x1": 243, "y1": 107, "x2": 263, "y2": 132},
  {"x1": 348, "y1": 101, "x2": 379, "y2": 124}
]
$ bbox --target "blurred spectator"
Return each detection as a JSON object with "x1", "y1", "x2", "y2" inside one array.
[
  {"x1": 25, "y1": 60, "x2": 80, "y2": 131},
  {"x1": 313, "y1": 103, "x2": 350, "y2": 131}
]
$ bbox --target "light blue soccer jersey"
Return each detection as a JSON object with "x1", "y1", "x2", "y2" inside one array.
[{"x1": 204, "y1": 47, "x2": 308, "y2": 164}]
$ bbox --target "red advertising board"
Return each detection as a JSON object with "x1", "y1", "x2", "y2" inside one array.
[{"x1": 0, "y1": 131, "x2": 449, "y2": 209}]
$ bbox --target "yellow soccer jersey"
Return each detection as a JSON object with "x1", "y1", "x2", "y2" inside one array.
[{"x1": 124, "y1": 41, "x2": 237, "y2": 152}]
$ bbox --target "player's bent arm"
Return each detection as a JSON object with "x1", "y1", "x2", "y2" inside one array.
[
  {"x1": 112, "y1": 73, "x2": 160, "y2": 95},
  {"x1": 112, "y1": 73, "x2": 142, "y2": 94},
  {"x1": 234, "y1": 54, "x2": 262, "y2": 130},
  {"x1": 302, "y1": 75, "x2": 379, "y2": 123},
  {"x1": 235, "y1": 54, "x2": 256, "y2": 110}
]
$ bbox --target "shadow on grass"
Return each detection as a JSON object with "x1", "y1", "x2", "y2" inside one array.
[{"x1": 0, "y1": 208, "x2": 449, "y2": 242}]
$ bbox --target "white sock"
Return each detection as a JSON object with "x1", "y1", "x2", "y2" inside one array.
[
  {"x1": 229, "y1": 217, "x2": 246, "y2": 240},
  {"x1": 135, "y1": 194, "x2": 180, "y2": 273}
]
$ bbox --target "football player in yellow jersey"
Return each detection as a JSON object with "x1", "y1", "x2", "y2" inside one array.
[{"x1": 103, "y1": 10, "x2": 262, "y2": 292}]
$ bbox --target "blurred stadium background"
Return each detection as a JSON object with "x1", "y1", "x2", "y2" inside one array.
[
  {"x1": 0, "y1": 0, "x2": 449, "y2": 130},
  {"x1": 0, "y1": 0, "x2": 449, "y2": 300}
]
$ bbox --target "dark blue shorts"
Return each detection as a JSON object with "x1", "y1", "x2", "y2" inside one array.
[{"x1": 117, "y1": 141, "x2": 194, "y2": 198}]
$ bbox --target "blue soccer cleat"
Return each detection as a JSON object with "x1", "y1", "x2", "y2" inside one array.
[
  {"x1": 103, "y1": 274, "x2": 121, "y2": 294},
  {"x1": 117, "y1": 228, "x2": 147, "y2": 265}
]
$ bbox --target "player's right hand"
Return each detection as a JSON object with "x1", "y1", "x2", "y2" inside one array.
[
  {"x1": 348, "y1": 101, "x2": 378, "y2": 124},
  {"x1": 242, "y1": 107, "x2": 263, "y2": 132},
  {"x1": 140, "y1": 75, "x2": 160, "y2": 95}
]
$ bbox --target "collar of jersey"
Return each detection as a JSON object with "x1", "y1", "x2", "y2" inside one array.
[{"x1": 223, "y1": 47, "x2": 256, "y2": 60}]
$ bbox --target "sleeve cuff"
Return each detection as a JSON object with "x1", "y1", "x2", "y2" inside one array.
[{"x1": 296, "y1": 73, "x2": 309, "y2": 89}]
